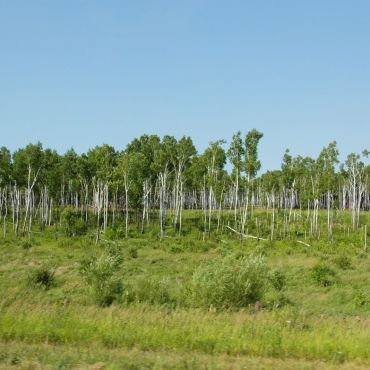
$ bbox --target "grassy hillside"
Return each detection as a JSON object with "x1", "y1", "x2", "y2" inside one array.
[{"x1": 0, "y1": 210, "x2": 369, "y2": 369}]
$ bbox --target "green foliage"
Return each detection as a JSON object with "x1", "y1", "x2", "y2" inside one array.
[
  {"x1": 128, "y1": 246, "x2": 138, "y2": 259},
  {"x1": 169, "y1": 244, "x2": 183, "y2": 253},
  {"x1": 60, "y1": 207, "x2": 87, "y2": 237},
  {"x1": 28, "y1": 265, "x2": 56, "y2": 289},
  {"x1": 227, "y1": 131, "x2": 244, "y2": 189},
  {"x1": 133, "y1": 277, "x2": 178, "y2": 306},
  {"x1": 106, "y1": 244, "x2": 124, "y2": 264},
  {"x1": 20, "y1": 240, "x2": 32, "y2": 250},
  {"x1": 190, "y1": 254, "x2": 268, "y2": 309},
  {"x1": 332, "y1": 255, "x2": 352, "y2": 270},
  {"x1": 311, "y1": 263, "x2": 337, "y2": 287},
  {"x1": 0, "y1": 146, "x2": 12, "y2": 185},
  {"x1": 316, "y1": 141, "x2": 339, "y2": 192},
  {"x1": 244, "y1": 129, "x2": 264, "y2": 181},
  {"x1": 1, "y1": 221, "x2": 370, "y2": 368},
  {"x1": 86, "y1": 144, "x2": 117, "y2": 182},
  {"x1": 268, "y1": 269, "x2": 286, "y2": 291},
  {"x1": 12, "y1": 142, "x2": 45, "y2": 188},
  {"x1": 79, "y1": 250, "x2": 123, "y2": 306},
  {"x1": 353, "y1": 289, "x2": 370, "y2": 307}
]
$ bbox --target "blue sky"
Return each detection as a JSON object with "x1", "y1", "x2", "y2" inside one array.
[{"x1": 0, "y1": 0, "x2": 369, "y2": 171}]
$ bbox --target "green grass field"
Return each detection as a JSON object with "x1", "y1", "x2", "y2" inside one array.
[{"x1": 0, "y1": 210, "x2": 369, "y2": 369}]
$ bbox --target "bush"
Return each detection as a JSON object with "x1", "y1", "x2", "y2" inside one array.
[
  {"x1": 285, "y1": 247, "x2": 294, "y2": 256},
  {"x1": 80, "y1": 251, "x2": 123, "y2": 306},
  {"x1": 61, "y1": 207, "x2": 87, "y2": 237},
  {"x1": 28, "y1": 265, "x2": 55, "y2": 289},
  {"x1": 268, "y1": 269, "x2": 286, "y2": 291},
  {"x1": 169, "y1": 244, "x2": 184, "y2": 253},
  {"x1": 128, "y1": 246, "x2": 138, "y2": 259},
  {"x1": 133, "y1": 277, "x2": 177, "y2": 305},
  {"x1": 311, "y1": 263, "x2": 337, "y2": 287},
  {"x1": 332, "y1": 255, "x2": 352, "y2": 270},
  {"x1": 107, "y1": 244, "x2": 124, "y2": 264},
  {"x1": 190, "y1": 254, "x2": 268, "y2": 309},
  {"x1": 20, "y1": 240, "x2": 32, "y2": 250},
  {"x1": 353, "y1": 289, "x2": 369, "y2": 307}
]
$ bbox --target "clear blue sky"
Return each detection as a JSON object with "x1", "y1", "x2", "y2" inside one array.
[{"x1": 1, "y1": 0, "x2": 369, "y2": 171}]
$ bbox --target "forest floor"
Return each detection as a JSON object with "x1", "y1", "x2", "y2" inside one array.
[{"x1": 0, "y1": 213, "x2": 369, "y2": 369}]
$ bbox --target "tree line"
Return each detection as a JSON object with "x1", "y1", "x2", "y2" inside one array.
[{"x1": 0, "y1": 130, "x2": 368, "y2": 240}]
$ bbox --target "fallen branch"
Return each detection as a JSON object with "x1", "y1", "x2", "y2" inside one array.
[
  {"x1": 296, "y1": 240, "x2": 311, "y2": 247},
  {"x1": 226, "y1": 226, "x2": 268, "y2": 241}
]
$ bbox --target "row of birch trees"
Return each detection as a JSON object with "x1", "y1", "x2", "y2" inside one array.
[{"x1": 0, "y1": 133, "x2": 368, "y2": 241}]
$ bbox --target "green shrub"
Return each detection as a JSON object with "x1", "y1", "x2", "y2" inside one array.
[
  {"x1": 28, "y1": 265, "x2": 56, "y2": 289},
  {"x1": 60, "y1": 207, "x2": 87, "y2": 237},
  {"x1": 285, "y1": 247, "x2": 293, "y2": 256},
  {"x1": 311, "y1": 263, "x2": 337, "y2": 287},
  {"x1": 107, "y1": 244, "x2": 124, "y2": 264},
  {"x1": 268, "y1": 269, "x2": 286, "y2": 291},
  {"x1": 169, "y1": 244, "x2": 184, "y2": 253},
  {"x1": 80, "y1": 251, "x2": 123, "y2": 306},
  {"x1": 332, "y1": 255, "x2": 352, "y2": 270},
  {"x1": 353, "y1": 289, "x2": 369, "y2": 307},
  {"x1": 128, "y1": 246, "x2": 138, "y2": 259},
  {"x1": 104, "y1": 228, "x2": 116, "y2": 240},
  {"x1": 190, "y1": 254, "x2": 268, "y2": 309},
  {"x1": 20, "y1": 240, "x2": 32, "y2": 250},
  {"x1": 10, "y1": 354, "x2": 21, "y2": 365},
  {"x1": 134, "y1": 277, "x2": 177, "y2": 305}
]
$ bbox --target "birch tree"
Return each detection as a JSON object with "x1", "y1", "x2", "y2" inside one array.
[
  {"x1": 116, "y1": 152, "x2": 145, "y2": 238},
  {"x1": 164, "y1": 136, "x2": 196, "y2": 233},
  {"x1": 241, "y1": 129, "x2": 263, "y2": 237},
  {"x1": 344, "y1": 151, "x2": 368, "y2": 229},
  {"x1": 227, "y1": 132, "x2": 244, "y2": 226},
  {"x1": 316, "y1": 142, "x2": 339, "y2": 237}
]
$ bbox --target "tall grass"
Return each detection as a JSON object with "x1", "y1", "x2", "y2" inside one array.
[
  {"x1": 79, "y1": 249, "x2": 124, "y2": 306},
  {"x1": 190, "y1": 254, "x2": 268, "y2": 308},
  {"x1": 0, "y1": 304, "x2": 369, "y2": 363}
]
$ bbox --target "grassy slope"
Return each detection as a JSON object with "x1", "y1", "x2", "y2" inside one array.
[{"x1": 0, "y1": 213, "x2": 369, "y2": 369}]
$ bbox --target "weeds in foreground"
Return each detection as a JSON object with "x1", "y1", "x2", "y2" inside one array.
[
  {"x1": 79, "y1": 249, "x2": 124, "y2": 306},
  {"x1": 20, "y1": 240, "x2": 32, "y2": 250},
  {"x1": 28, "y1": 265, "x2": 56, "y2": 289},
  {"x1": 190, "y1": 254, "x2": 268, "y2": 308},
  {"x1": 311, "y1": 263, "x2": 337, "y2": 287}
]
